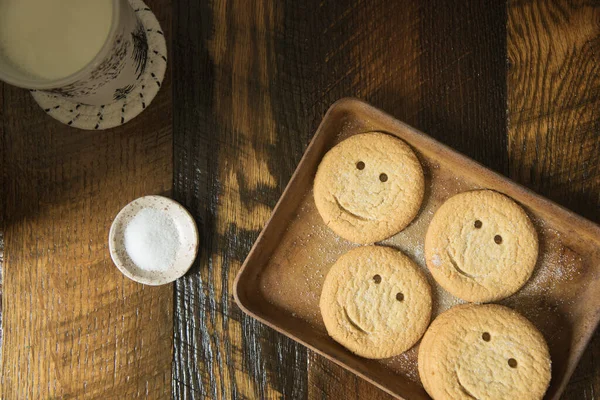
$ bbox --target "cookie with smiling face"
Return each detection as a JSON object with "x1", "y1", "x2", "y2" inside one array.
[
  {"x1": 314, "y1": 132, "x2": 424, "y2": 244},
  {"x1": 320, "y1": 245, "x2": 432, "y2": 359},
  {"x1": 418, "y1": 304, "x2": 551, "y2": 400},
  {"x1": 425, "y1": 190, "x2": 538, "y2": 303}
]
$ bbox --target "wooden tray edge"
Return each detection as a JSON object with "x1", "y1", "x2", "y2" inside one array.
[{"x1": 233, "y1": 97, "x2": 600, "y2": 400}]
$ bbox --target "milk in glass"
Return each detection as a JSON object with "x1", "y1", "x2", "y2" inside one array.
[{"x1": 0, "y1": 0, "x2": 113, "y2": 81}]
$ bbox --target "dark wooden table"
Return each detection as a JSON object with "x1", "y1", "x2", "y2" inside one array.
[{"x1": 1, "y1": 0, "x2": 598, "y2": 398}]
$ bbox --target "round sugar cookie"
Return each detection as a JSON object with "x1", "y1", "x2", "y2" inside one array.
[
  {"x1": 314, "y1": 132, "x2": 424, "y2": 244},
  {"x1": 425, "y1": 190, "x2": 538, "y2": 303},
  {"x1": 418, "y1": 304, "x2": 551, "y2": 400},
  {"x1": 320, "y1": 245, "x2": 432, "y2": 359}
]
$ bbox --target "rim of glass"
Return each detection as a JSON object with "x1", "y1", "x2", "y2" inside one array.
[{"x1": 0, "y1": 0, "x2": 121, "y2": 90}]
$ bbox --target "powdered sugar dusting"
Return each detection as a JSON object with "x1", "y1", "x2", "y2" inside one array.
[
  {"x1": 260, "y1": 189, "x2": 354, "y2": 325},
  {"x1": 249, "y1": 118, "x2": 598, "y2": 395},
  {"x1": 519, "y1": 227, "x2": 583, "y2": 297},
  {"x1": 383, "y1": 346, "x2": 420, "y2": 383}
]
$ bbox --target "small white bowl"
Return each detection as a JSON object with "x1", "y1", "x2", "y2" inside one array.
[{"x1": 109, "y1": 195, "x2": 199, "y2": 285}]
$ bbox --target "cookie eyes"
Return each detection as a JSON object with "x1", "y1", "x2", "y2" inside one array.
[
  {"x1": 473, "y1": 220, "x2": 503, "y2": 245},
  {"x1": 355, "y1": 161, "x2": 388, "y2": 183},
  {"x1": 482, "y1": 332, "x2": 519, "y2": 369},
  {"x1": 372, "y1": 275, "x2": 404, "y2": 301}
]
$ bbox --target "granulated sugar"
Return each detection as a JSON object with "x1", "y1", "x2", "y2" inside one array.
[{"x1": 124, "y1": 208, "x2": 180, "y2": 272}]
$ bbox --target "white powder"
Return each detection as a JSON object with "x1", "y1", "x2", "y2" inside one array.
[{"x1": 124, "y1": 208, "x2": 180, "y2": 272}]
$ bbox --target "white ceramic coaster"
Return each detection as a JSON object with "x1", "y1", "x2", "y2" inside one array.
[
  {"x1": 31, "y1": 0, "x2": 167, "y2": 130},
  {"x1": 109, "y1": 196, "x2": 199, "y2": 286}
]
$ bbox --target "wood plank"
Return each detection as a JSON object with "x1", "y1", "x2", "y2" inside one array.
[
  {"x1": 0, "y1": 0, "x2": 173, "y2": 398},
  {"x1": 417, "y1": 0, "x2": 508, "y2": 173},
  {"x1": 0, "y1": 81, "x2": 4, "y2": 354},
  {"x1": 172, "y1": 1, "x2": 308, "y2": 398},
  {"x1": 507, "y1": 1, "x2": 600, "y2": 399}
]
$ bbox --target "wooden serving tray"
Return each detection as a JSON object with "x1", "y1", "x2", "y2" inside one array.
[{"x1": 233, "y1": 98, "x2": 600, "y2": 400}]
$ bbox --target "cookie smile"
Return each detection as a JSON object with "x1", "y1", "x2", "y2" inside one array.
[
  {"x1": 334, "y1": 196, "x2": 370, "y2": 221},
  {"x1": 456, "y1": 374, "x2": 479, "y2": 400},
  {"x1": 447, "y1": 251, "x2": 477, "y2": 280},
  {"x1": 343, "y1": 307, "x2": 371, "y2": 334}
]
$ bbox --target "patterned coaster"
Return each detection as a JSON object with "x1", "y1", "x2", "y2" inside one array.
[{"x1": 31, "y1": 0, "x2": 167, "y2": 130}]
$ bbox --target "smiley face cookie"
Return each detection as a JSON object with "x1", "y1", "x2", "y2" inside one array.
[
  {"x1": 418, "y1": 304, "x2": 551, "y2": 400},
  {"x1": 425, "y1": 190, "x2": 538, "y2": 302},
  {"x1": 314, "y1": 133, "x2": 424, "y2": 244},
  {"x1": 320, "y1": 245, "x2": 432, "y2": 359}
]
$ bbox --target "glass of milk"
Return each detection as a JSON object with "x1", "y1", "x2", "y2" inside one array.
[{"x1": 0, "y1": 0, "x2": 149, "y2": 105}]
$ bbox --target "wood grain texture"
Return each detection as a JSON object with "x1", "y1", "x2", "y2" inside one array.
[
  {"x1": 0, "y1": 0, "x2": 595, "y2": 398},
  {"x1": 0, "y1": 1, "x2": 173, "y2": 398},
  {"x1": 307, "y1": 353, "x2": 391, "y2": 400},
  {"x1": 0, "y1": 77, "x2": 4, "y2": 355},
  {"x1": 172, "y1": 1, "x2": 307, "y2": 399},
  {"x1": 508, "y1": 1, "x2": 600, "y2": 399},
  {"x1": 173, "y1": 0, "x2": 507, "y2": 399}
]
